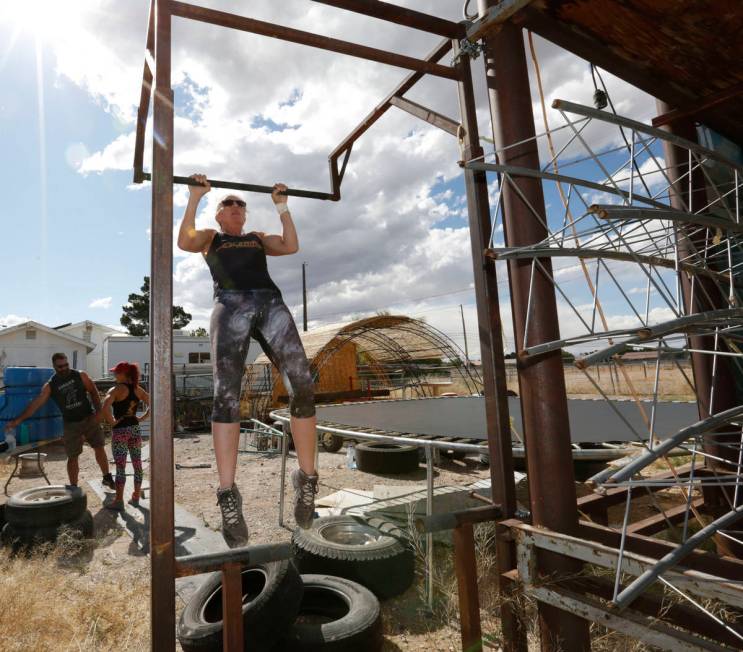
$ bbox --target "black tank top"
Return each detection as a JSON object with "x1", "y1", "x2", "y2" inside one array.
[
  {"x1": 204, "y1": 232, "x2": 280, "y2": 293},
  {"x1": 48, "y1": 370, "x2": 94, "y2": 423},
  {"x1": 112, "y1": 383, "x2": 139, "y2": 428}
]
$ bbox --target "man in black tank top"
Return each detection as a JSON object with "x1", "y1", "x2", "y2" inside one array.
[
  {"x1": 178, "y1": 175, "x2": 319, "y2": 547},
  {"x1": 4, "y1": 353, "x2": 115, "y2": 489}
]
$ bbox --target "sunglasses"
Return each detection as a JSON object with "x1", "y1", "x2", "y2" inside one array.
[{"x1": 220, "y1": 199, "x2": 246, "y2": 208}]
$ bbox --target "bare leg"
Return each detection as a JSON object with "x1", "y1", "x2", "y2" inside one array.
[
  {"x1": 93, "y1": 445, "x2": 110, "y2": 475},
  {"x1": 213, "y1": 421, "x2": 241, "y2": 489},
  {"x1": 67, "y1": 456, "x2": 79, "y2": 486},
  {"x1": 291, "y1": 415, "x2": 317, "y2": 475}
]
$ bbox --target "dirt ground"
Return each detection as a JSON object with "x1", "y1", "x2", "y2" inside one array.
[{"x1": 0, "y1": 433, "x2": 501, "y2": 651}]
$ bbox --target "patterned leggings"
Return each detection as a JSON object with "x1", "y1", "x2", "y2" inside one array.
[
  {"x1": 210, "y1": 289, "x2": 315, "y2": 422},
  {"x1": 111, "y1": 424, "x2": 143, "y2": 489}
]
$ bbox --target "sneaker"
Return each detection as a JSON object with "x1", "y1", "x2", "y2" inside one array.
[
  {"x1": 128, "y1": 496, "x2": 140, "y2": 508},
  {"x1": 291, "y1": 468, "x2": 318, "y2": 529},
  {"x1": 102, "y1": 473, "x2": 115, "y2": 490},
  {"x1": 216, "y1": 485, "x2": 249, "y2": 548}
]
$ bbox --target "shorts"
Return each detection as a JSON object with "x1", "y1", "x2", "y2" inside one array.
[
  {"x1": 210, "y1": 289, "x2": 315, "y2": 422},
  {"x1": 63, "y1": 415, "x2": 105, "y2": 458}
]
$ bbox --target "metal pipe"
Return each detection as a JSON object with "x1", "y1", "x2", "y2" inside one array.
[
  {"x1": 426, "y1": 445, "x2": 434, "y2": 610},
  {"x1": 138, "y1": 172, "x2": 335, "y2": 200},
  {"x1": 310, "y1": 0, "x2": 462, "y2": 38},
  {"x1": 614, "y1": 505, "x2": 743, "y2": 609},
  {"x1": 479, "y1": 11, "x2": 590, "y2": 650},
  {"x1": 170, "y1": 1, "x2": 458, "y2": 80},
  {"x1": 149, "y1": 1, "x2": 176, "y2": 649},
  {"x1": 279, "y1": 421, "x2": 289, "y2": 527},
  {"x1": 606, "y1": 404, "x2": 743, "y2": 484}
]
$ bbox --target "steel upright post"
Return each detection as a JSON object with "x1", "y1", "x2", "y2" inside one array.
[
  {"x1": 302, "y1": 262, "x2": 308, "y2": 332},
  {"x1": 656, "y1": 101, "x2": 742, "y2": 553},
  {"x1": 477, "y1": 8, "x2": 591, "y2": 650},
  {"x1": 150, "y1": 0, "x2": 176, "y2": 648},
  {"x1": 452, "y1": 39, "x2": 527, "y2": 652}
]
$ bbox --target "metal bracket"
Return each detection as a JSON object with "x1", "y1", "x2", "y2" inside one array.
[{"x1": 452, "y1": 39, "x2": 483, "y2": 65}]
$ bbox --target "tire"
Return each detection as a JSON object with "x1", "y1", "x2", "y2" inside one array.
[
  {"x1": 277, "y1": 574, "x2": 382, "y2": 652},
  {"x1": 354, "y1": 442, "x2": 419, "y2": 475},
  {"x1": 1, "y1": 510, "x2": 94, "y2": 549},
  {"x1": 320, "y1": 433, "x2": 344, "y2": 454},
  {"x1": 177, "y1": 559, "x2": 303, "y2": 652},
  {"x1": 293, "y1": 515, "x2": 414, "y2": 600},
  {"x1": 5, "y1": 485, "x2": 87, "y2": 528}
]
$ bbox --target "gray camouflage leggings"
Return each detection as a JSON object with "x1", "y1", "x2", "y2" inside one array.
[{"x1": 210, "y1": 289, "x2": 315, "y2": 422}]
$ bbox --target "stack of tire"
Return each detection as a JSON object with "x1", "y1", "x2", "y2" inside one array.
[
  {"x1": 0, "y1": 485, "x2": 93, "y2": 550},
  {"x1": 177, "y1": 515, "x2": 414, "y2": 651}
]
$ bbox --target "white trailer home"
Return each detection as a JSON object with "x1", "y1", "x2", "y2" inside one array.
[
  {"x1": 0, "y1": 321, "x2": 95, "y2": 382},
  {"x1": 102, "y1": 330, "x2": 262, "y2": 378}
]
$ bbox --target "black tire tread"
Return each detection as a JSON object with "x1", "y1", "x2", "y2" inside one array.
[
  {"x1": 354, "y1": 442, "x2": 419, "y2": 475},
  {"x1": 5, "y1": 485, "x2": 87, "y2": 528}
]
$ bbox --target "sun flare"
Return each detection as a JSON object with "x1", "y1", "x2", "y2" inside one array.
[{"x1": 3, "y1": 0, "x2": 81, "y2": 42}]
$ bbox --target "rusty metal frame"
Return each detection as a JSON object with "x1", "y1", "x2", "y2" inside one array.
[
  {"x1": 132, "y1": 1, "x2": 461, "y2": 202},
  {"x1": 140, "y1": 1, "x2": 514, "y2": 650}
]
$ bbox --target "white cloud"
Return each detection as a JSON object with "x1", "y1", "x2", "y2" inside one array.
[
  {"x1": 89, "y1": 296, "x2": 112, "y2": 309},
  {"x1": 45, "y1": 1, "x2": 667, "y2": 359},
  {"x1": 0, "y1": 314, "x2": 32, "y2": 328}
]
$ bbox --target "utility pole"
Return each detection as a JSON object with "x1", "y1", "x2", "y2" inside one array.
[
  {"x1": 459, "y1": 304, "x2": 470, "y2": 365},
  {"x1": 302, "y1": 262, "x2": 308, "y2": 332}
]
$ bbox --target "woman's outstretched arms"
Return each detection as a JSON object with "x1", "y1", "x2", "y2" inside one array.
[
  {"x1": 178, "y1": 173, "x2": 216, "y2": 253},
  {"x1": 260, "y1": 182, "x2": 299, "y2": 256}
]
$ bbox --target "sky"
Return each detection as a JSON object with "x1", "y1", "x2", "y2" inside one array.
[{"x1": 0, "y1": 0, "x2": 667, "y2": 360}]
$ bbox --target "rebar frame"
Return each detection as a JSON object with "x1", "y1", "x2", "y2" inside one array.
[{"x1": 241, "y1": 315, "x2": 483, "y2": 421}]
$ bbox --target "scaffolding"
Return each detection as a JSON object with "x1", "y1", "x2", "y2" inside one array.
[{"x1": 134, "y1": 1, "x2": 743, "y2": 650}]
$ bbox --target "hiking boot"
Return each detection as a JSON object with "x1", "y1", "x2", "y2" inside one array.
[
  {"x1": 102, "y1": 473, "x2": 115, "y2": 490},
  {"x1": 291, "y1": 468, "x2": 318, "y2": 529},
  {"x1": 216, "y1": 485, "x2": 249, "y2": 548}
]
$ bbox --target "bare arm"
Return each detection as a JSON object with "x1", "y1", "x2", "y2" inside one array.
[
  {"x1": 261, "y1": 183, "x2": 299, "y2": 256},
  {"x1": 101, "y1": 385, "x2": 128, "y2": 426},
  {"x1": 177, "y1": 174, "x2": 217, "y2": 253},
  {"x1": 80, "y1": 372, "x2": 102, "y2": 414},
  {"x1": 135, "y1": 386, "x2": 151, "y2": 422},
  {"x1": 5, "y1": 385, "x2": 51, "y2": 431}
]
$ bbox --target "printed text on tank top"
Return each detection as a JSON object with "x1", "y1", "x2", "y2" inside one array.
[
  {"x1": 48, "y1": 370, "x2": 94, "y2": 422},
  {"x1": 204, "y1": 231, "x2": 280, "y2": 293}
]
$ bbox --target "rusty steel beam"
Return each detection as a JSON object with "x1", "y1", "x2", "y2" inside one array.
[
  {"x1": 652, "y1": 81, "x2": 743, "y2": 129},
  {"x1": 453, "y1": 37, "x2": 526, "y2": 652},
  {"x1": 454, "y1": 523, "x2": 483, "y2": 652},
  {"x1": 311, "y1": 0, "x2": 462, "y2": 38},
  {"x1": 170, "y1": 1, "x2": 458, "y2": 80},
  {"x1": 133, "y1": 0, "x2": 155, "y2": 183},
  {"x1": 330, "y1": 37, "x2": 452, "y2": 159},
  {"x1": 149, "y1": 0, "x2": 176, "y2": 650},
  {"x1": 221, "y1": 563, "x2": 244, "y2": 651},
  {"x1": 627, "y1": 498, "x2": 706, "y2": 536},
  {"x1": 576, "y1": 520, "x2": 743, "y2": 581},
  {"x1": 478, "y1": 4, "x2": 590, "y2": 648},
  {"x1": 389, "y1": 96, "x2": 460, "y2": 136}
]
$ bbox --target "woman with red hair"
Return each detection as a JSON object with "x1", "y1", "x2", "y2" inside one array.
[{"x1": 102, "y1": 361, "x2": 150, "y2": 510}]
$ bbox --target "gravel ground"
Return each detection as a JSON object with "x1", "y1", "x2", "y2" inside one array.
[{"x1": 1, "y1": 432, "x2": 495, "y2": 650}]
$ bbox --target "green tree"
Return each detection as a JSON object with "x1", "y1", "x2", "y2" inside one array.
[
  {"x1": 190, "y1": 327, "x2": 208, "y2": 337},
  {"x1": 120, "y1": 276, "x2": 192, "y2": 336}
]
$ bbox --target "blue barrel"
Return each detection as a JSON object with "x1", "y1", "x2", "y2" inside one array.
[{"x1": 0, "y1": 367, "x2": 63, "y2": 444}]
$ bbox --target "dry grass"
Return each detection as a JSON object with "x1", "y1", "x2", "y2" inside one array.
[{"x1": 0, "y1": 533, "x2": 149, "y2": 651}]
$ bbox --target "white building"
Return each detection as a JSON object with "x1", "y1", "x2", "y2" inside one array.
[
  {"x1": 102, "y1": 331, "x2": 262, "y2": 378},
  {"x1": 0, "y1": 321, "x2": 95, "y2": 382},
  {"x1": 55, "y1": 321, "x2": 124, "y2": 379}
]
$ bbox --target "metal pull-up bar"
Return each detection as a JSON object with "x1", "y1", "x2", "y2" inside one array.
[{"x1": 138, "y1": 172, "x2": 335, "y2": 200}]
